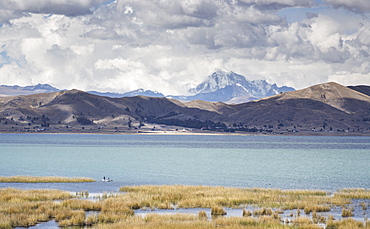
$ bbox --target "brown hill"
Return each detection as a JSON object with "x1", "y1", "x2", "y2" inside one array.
[
  {"x1": 229, "y1": 82, "x2": 370, "y2": 130},
  {"x1": 0, "y1": 82, "x2": 369, "y2": 133},
  {"x1": 348, "y1": 85, "x2": 370, "y2": 97},
  {"x1": 0, "y1": 89, "x2": 225, "y2": 129}
]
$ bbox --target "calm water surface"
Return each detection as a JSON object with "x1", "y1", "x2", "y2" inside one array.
[{"x1": 0, "y1": 133, "x2": 369, "y2": 192}]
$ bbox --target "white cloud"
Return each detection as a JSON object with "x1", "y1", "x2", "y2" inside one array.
[
  {"x1": 324, "y1": 0, "x2": 370, "y2": 14},
  {"x1": 0, "y1": 0, "x2": 369, "y2": 95},
  {"x1": 0, "y1": 9, "x2": 27, "y2": 23},
  {"x1": 329, "y1": 72, "x2": 370, "y2": 86},
  {"x1": 240, "y1": 0, "x2": 315, "y2": 10},
  {"x1": 0, "y1": 0, "x2": 107, "y2": 16}
]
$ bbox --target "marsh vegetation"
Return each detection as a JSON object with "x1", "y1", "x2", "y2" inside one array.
[
  {"x1": 0, "y1": 176, "x2": 95, "y2": 183},
  {"x1": 0, "y1": 186, "x2": 369, "y2": 229}
]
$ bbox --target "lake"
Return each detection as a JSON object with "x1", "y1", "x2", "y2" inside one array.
[{"x1": 0, "y1": 133, "x2": 369, "y2": 192}]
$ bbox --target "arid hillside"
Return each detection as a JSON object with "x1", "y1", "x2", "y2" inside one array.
[
  {"x1": 229, "y1": 82, "x2": 370, "y2": 131},
  {"x1": 348, "y1": 85, "x2": 370, "y2": 97},
  {"x1": 0, "y1": 82, "x2": 369, "y2": 133}
]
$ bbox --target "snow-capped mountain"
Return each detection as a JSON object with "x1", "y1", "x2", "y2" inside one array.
[
  {"x1": 183, "y1": 70, "x2": 295, "y2": 103},
  {"x1": 120, "y1": 89, "x2": 165, "y2": 97},
  {"x1": 88, "y1": 89, "x2": 164, "y2": 98},
  {"x1": 22, "y1": 84, "x2": 60, "y2": 92},
  {"x1": 0, "y1": 83, "x2": 60, "y2": 96},
  {"x1": 189, "y1": 70, "x2": 248, "y2": 94},
  {"x1": 0, "y1": 71, "x2": 294, "y2": 103},
  {"x1": 88, "y1": 89, "x2": 165, "y2": 98}
]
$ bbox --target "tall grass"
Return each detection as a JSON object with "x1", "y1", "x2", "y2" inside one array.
[
  {"x1": 327, "y1": 218, "x2": 367, "y2": 229},
  {"x1": 95, "y1": 214, "x2": 292, "y2": 229},
  {"x1": 211, "y1": 206, "x2": 227, "y2": 216},
  {"x1": 243, "y1": 209, "x2": 252, "y2": 217},
  {"x1": 57, "y1": 210, "x2": 85, "y2": 227},
  {"x1": 0, "y1": 188, "x2": 105, "y2": 228},
  {"x1": 0, "y1": 188, "x2": 73, "y2": 228},
  {"x1": 0, "y1": 176, "x2": 95, "y2": 183},
  {"x1": 0, "y1": 188, "x2": 72, "y2": 201},
  {"x1": 198, "y1": 210, "x2": 207, "y2": 220},
  {"x1": 97, "y1": 198, "x2": 135, "y2": 223},
  {"x1": 335, "y1": 188, "x2": 370, "y2": 200},
  {"x1": 1, "y1": 186, "x2": 369, "y2": 229},
  {"x1": 61, "y1": 199, "x2": 102, "y2": 211},
  {"x1": 119, "y1": 185, "x2": 341, "y2": 211},
  {"x1": 341, "y1": 208, "x2": 354, "y2": 217}
]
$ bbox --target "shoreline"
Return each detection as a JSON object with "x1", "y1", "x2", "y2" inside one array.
[{"x1": 1, "y1": 129, "x2": 370, "y2": 137}]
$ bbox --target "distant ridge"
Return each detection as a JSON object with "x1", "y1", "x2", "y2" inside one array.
[
  {"x1": 348, "y1": 85, "x2": 370, "y2": 97},
  {"x1": 87, "y1": 89, "x2": 165, "y2": 98},
  {"x1": 0, "y1": 84, "x2": 60, "y2": 96}
]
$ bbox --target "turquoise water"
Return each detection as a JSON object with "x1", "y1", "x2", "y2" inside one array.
[{"x1": 0, "y1": 133, "x2": 369, "y2": 192}]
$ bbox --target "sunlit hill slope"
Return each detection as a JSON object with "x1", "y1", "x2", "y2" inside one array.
[{"x1": 0, "y1": 82, "x2": 369, "y2": 133}]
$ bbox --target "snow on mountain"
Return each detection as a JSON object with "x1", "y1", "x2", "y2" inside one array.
[
  {"x1": 189, "y1": 70, "x2": 247, "y2": 94},
  {"x1": 121, "y1": 89, "x2": 165, "y2": 97},
  {"x1": 23, "y1": 84, "x2": 60, "y2": 92},
  {"x1": 0, "y1": 83, "x2": 60, "y2": 96},
  {"x1": 0, "y1": 71, "x2": 294, "y2": 103},
  {"x1": 186, "y1": 70, "x2": 295, "y2": 103},
  {"x1": 88, "y1": 89, "x2": 165, "y2": 98}
]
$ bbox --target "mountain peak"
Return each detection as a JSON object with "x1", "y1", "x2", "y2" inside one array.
[
  {"x1": 121, "y1": 88, "x2": 165, "y2": 97},
  {"x1": 190, "y1": 71, "x2": 247, "y2": 94},
  {"x1": 24, "y1": 83, "x2": 60, "y2": 92},
  {"x1": 187, "y1": 70, "x2": 295, "y2": 103}
]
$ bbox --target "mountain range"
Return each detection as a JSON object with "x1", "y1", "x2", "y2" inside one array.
[
  {"x1": 0, "y1": 84, "x2": 60, "y2": 97},
  {"x1": 0, "y1": 81, "x2": 369, "y2": 134},
  {"x1": 0, "y1": 71, "x2": 293, "y2": 103}
]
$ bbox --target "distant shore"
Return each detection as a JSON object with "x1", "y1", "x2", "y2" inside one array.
[{"x1": 1, "y1": 128, "x2": 370, "y2": 136}]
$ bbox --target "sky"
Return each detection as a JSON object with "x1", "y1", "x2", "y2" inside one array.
[{"x1": 0, "y1": 0, "x2": 369, "y2": 95}]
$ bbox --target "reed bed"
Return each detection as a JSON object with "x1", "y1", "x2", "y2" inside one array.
[
  {"x1": 341, "y1": 208, "x2": 354, "y2": 217},
  {"x1": 211, "y1": 206, "x2": 227, "y2": 216},
  {"x1": 0, "y1": 188, "x2": 72, "y2": 202},
  {"x1": 198, "y1": 210, "x2": 207, "y2": 220},
  {"x1": 61, "y1": 199, "x2": 102, "y2": 211},
  {"x1": 253, "y1": 208, "x2": 274, "y2": 216},
  {"x1": 57, "y1": 210, "x2": 86, "y2": 227},
  {"x1": 95, "y1": 214, "x2": 293, "y2": 229},
  {"x1": 1, "y1": 186, "x2": 370, "y2": 229},
  {"x1": 0, "y1": 188, "x2": 110, "y2": 228},
  {"x1": 327, "y1": 218, "x2": 369, "y2": 229},
  {"x1": 119, "y1": 185, "x2": 340, "y2": 211},
  {"x1": 335, "y1": 188, "x2": 370, "y2": 200},
  {"x1": 0, "y1": 176, "x2": 95, "y2": 183},
  {"x1": 97, "y1": 198, "x2": 135, "y2": 224},
  {"x1": 0, "y1": 188, "x2": 73, "y2": 228}
]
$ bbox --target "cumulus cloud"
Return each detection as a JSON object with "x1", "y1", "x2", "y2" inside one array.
[
  {"x1": 0, "y1": 0, "x2": 369, "y2": 95},
  {"x1": 0, "y1": 0, "x2": 107, "y2": 16},
  {"x1": 324, "y1": 0, "x2": 370, "y2": 14},
  {"x1": 239, "y1": 0, "x2": 315, "y2": 10},
  {"x1": 0, "y1": 9, "x2": 27, "y2": 23}
]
